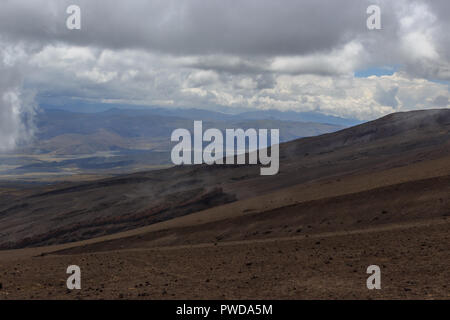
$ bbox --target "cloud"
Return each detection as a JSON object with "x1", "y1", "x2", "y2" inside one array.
[
  {"x1": 375, "y1": 85, "x2": 399, "y2": 108},
  {"x1": 0, "y1": 0, "x2": 368, "y2": 55},
  {"x1": 0, "y1": 0, "x2": 449, "y2": 148},
  {"x1": 433, "y1": 95, "x2": 449, "y2": 107},
  {"x1": 0, "y1": 41, "x2": 36, "y2": 151},
  {"x1": 269, "y1": 41, "x2": 365, "y2": 76},
  {"x1": 22, "y1": 44, "x2": 450, "y2": 120}
]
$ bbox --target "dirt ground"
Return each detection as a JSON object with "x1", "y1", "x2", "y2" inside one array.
[{"x1": 0, "y1": 217, "x2": 448, "y2": 300}]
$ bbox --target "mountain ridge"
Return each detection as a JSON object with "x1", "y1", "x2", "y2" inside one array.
[{"x1": 0, "y1": 109, "x2": 448, "y2": 249}]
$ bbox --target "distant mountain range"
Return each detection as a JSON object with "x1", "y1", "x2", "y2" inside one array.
[
  {"x1": 33, "y1": 108, "x2": 346, "y2": 152},
  {"x1": 0, "y1": 107, "x2": 348, "y2": 181},
  {"x1": 38, "y1": 100, "x2": 361, "y2": 126}
]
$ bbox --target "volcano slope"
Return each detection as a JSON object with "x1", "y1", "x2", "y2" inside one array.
[{"x1": 0, "y1": 109, "x2": 449, "y2": 299}]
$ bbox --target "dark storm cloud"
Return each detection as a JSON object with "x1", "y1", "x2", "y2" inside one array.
[
  {"x1": 0, "y1": 0, "x2": 380, "y2": 55},
  {"x1": 1, "y1": 0, "x2": 449, "y2": 78}
]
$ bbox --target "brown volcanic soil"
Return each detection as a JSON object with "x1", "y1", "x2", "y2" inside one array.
[
  {"x1": 0, "y1": 153, "x2": 449, "y2": 299},
  {"x1": 0, "y1": 109, "x2": 449, "y2": 299},
  {"x1": 51, "y1": 173, "x2": 450, "y2": 254},
  {"x1": 0, "y1": 219, "x2": 448, "y2": 299}
]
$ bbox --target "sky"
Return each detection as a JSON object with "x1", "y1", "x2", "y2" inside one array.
[{"x1": 0, "y1": 0, "x2": 449, "y2": 150}]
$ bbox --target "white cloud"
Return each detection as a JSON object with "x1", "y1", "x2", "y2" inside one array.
[
  {"x1": 270, "y1": 41, "x2": 365, "y2": 76},
  {"x1": 0, "y1": 41, "x2": 36, "y2": 151},
  {"x1": 24, "y1": 45, "x2": 449, "y2": 121}
]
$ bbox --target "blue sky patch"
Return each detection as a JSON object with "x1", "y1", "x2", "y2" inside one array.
[{"x1": 355, "y1": 66, "x2": 398, "y2": 78}]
